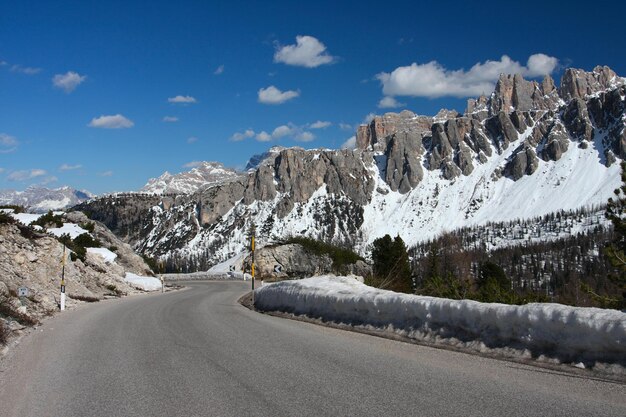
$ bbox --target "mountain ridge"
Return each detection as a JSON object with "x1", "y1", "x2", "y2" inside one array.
[{"x1": 76, "y1": 65, "x2": 626, "y2": 271}]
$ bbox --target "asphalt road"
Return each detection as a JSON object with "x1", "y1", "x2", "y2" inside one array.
[{"x1": 1, "y1": 281, "x2": 624, "y2": 417}]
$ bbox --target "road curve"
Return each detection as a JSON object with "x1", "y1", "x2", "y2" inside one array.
[{"x1": 1, "y1": 281, "x2": 624, "y2": 417}]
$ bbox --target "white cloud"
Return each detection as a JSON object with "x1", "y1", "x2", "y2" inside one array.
[
  {"x1": 258, "y1": 85, "x2": 300, "y2": 105},
  {"x1": 187, "y1": 136, "x2": 198, "y2": 144},
  {"x1": 363, "y1": 113, "x2": 376, "y2": 124},
  {"x1": 40, "y1": 176, "x2": 58, "y2": 185},
  {"x1": 230, "y1": 129, "x2": 255, "y2": 142},
  {"x1": 163, "y1": 116, "x2": 179, "y2": 122},
  {"x1": 168, "y1": 95, "x2": 197, "y2": 104},
  {"x1": 377, "y1": 53, "x2": 559, "y2": 99},
  {"x1": 11, "y1": 64, "x2": 41, "y2": 75},
  {"x1": 8, "y1": 169, "x2": 47, "y2": 181},
  {"x1": 271, "y1": 125, "x2": 293, "y2": 139},
  {"x1": 59, "y1": 163, "x2": 82, "y2": 171},
  {"x1": 0, "y1": 61, "x2": 7, "y2": 66},
  {"x1": 99, "y1": 171, "x2": 113, "y2": 177},
  {"x1": 214, "y1": 65, "x2": 224, "y2": 75},
  {"x1": 88, "y1": 114, "x2": 134, "y2": 129},
  {"x1": 309, "y1": 120, "x2": 331, "y2": 129},
  {"x1": 339, "y1": 123, "x2": 353, "y2": 131},
  {"x1": 341, "y1": 136, "x2": 356, "y2": 149},
  {"x1": 378, "y1": 96, "x2": 405, "y2": 109},
  {"x1": 183, "y1": 161, "x2": 203, "y2": 168},
  {"x1": 295, "y1": 131, "x2": 315, "y2": 142},
  {"x1": 0, "y1": 133, "x2": 18, "y2": 153},
  {"x1": 0, "y1": 168, "x2": 4, "y2": 174},
  {"x1": 52, "y1": 71, "x2": 86, "y2": 93},
  {"x1": 274, "y1": 35, "x2": 335, "y2": 68},
  {"x1": 256, "y1": 131, "x2": 272, "y2": 142},
  {"x1": 231, "y1": 122, "x2": 320, "y2": 143},
  {"x1": 525, "y1": 53, "x2": 559, "y2": 77}
]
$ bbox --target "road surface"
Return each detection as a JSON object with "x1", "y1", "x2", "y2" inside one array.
[{"x1": 1, "y1": 281, "x2": 624, "y2": 417}]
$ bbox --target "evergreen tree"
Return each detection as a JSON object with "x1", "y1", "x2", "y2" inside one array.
[
  {"x1": 477, "y1": 261, "x2": 512, "y2": 303},
  {"x1": 371, "y1": 234, "x2": 412, "y2": 293}
]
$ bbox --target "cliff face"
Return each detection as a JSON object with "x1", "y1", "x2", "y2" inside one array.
[
  {"x1": 356, "y1": 66, "x2": 625, "y2": 188},
  {"x1": 77, "y1": 66, "x2": 626, "y2": 272}
]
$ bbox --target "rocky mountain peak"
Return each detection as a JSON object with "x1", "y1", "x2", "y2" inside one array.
[
  {"x1": 559, "y1": 65, "x2": 622, "y2": 101},
  {"x1": 141, "y1": 162, "x2": 242, "y2": 195}
]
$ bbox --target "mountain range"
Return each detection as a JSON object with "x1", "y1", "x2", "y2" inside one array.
[
  {"x1": 71, "y1": 65, "x2": 626, "y2": 271},
  {"x1": 0, "y1": 186, "x2": 94, "y2": 213}
]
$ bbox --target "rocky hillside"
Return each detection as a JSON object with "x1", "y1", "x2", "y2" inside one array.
[
  {"x1": 0, "y1": 210, "x2": 154, "y2": 344},
  {"x1": 77, "y1": 66, "x2": 626, "y2": 272},
  {"x1": 141, "y1": 161, "x2": 243, "y2": 195},
  {"x1": 0, "y1": 186, "x2": 94, "y2": 213}
]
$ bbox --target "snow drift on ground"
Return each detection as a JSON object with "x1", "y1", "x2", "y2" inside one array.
[
  {"x1": 124, "y1": 272, "x2": 162, "y2": 291},
  {"x1": 87, "y1": 247, "x2": 117, "y2": 263},
  {"x1": 47, "y1": 223, "x2": 89, "y2": 239},
  {"x1": 254, "y1": 276, "x2": 626, "y2": 366}
]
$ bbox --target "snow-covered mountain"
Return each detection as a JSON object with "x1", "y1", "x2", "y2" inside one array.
[
  {"x1": 0, "y1": 186, "x2": 94, "y2": 213},
  {"x1": 78, "y1": 66, "x2": 626, "y2": 271},
  {"x1": 141, "y1": 161, "x2": 243, "y2": 195}
]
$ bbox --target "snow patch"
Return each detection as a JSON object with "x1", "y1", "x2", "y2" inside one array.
[
  {"x1": 124, "y1": 272, "x2": 162, "y2": 291},
  {"x1": 47, "y1": 223, "x2": 89, "y2": 239},
  {"x1": 87, "y1": 247, "x2": 117, "y2": 263}
]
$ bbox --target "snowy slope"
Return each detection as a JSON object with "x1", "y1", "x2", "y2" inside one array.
[{"x1": 358, "y1": 127, "x2": 620, "y2": 251}]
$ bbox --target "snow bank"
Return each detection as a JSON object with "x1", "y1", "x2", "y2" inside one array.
[
  {"x1": 255, "y1": 276, "x2": 626, "y2": 365},
  {"x1": 87, "y1": 247, "x2": 117, "y2": 263},
  {"x1": 124, "y1": 272, "x2": 162, "y2": 291}
]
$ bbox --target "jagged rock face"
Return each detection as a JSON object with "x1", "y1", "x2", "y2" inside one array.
[
  {"x1": 559, "y1": 66, "x2": 619, "y2": 102},
  {"x1": 488, "y1": 74, "x2": 560, "y2": 115},
  {"x1": 505, "y1": 144, "x2": 539, "y2": 180},
  {"x1": 356, "y1": 110, "x2": 432, "y2": 151},
  {"x1": 384, "y1": 131, "x2": 424, "y2": 193},
  {"x1": 245, "y1": 148, "x2": 375, "y2": 217}
]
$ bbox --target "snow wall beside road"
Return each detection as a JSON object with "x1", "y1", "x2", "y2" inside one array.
[{"x1": 254, "y1": 275, "x2": 626, "y2": 366}]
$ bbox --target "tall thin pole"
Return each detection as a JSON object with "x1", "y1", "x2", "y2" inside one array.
[
  {"x1": 251, "y1": 231, "x2": 255, "y2": 306},
  {"x1": 60, "y1": 244, "x2": 66, "y2": 311}
]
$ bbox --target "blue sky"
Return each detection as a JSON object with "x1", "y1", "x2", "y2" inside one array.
[{"x1": 1, "y1": 0, "x2": 625, "y2": 194}]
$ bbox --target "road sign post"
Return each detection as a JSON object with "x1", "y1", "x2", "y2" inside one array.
[
  {"x1": 251, "y1": 228, "x2": 255, "y2": 306},
  {"x1": 60, "y1": 244, "x2": 66, "y2": 311}
]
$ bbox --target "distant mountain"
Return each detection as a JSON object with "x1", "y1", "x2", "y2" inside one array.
[
  {"x1": 78, "y1": 65, "x2": 626, "y2": 272},
  {"x1": 141, "y1": 161, "x2": 243, "y2": 195},
  {"x1": 0, "y1": 186, "x2": 95, "y2": 213}
]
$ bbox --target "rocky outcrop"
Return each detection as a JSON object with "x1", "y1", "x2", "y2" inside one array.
[
  {"x1": 505, "y1": 145, "x2": 539, "y2": 180},
  {"x1": 0, "y1": 216, "x2": 152, "y2": 330},
  {"x1": 356, "y1": 110, "x2": 432, "y2": 151},
  {"x1": 243, "y1": 243, "x2": 372, "y2": 280},
  {"x1": 559, "y1": 66, "x2": 620, "y2": 102}
]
